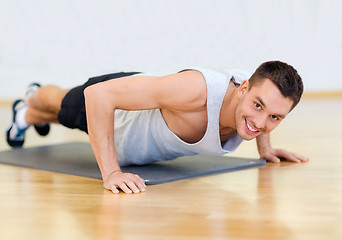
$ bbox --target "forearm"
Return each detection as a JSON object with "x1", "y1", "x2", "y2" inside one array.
[
  {"x1": 84, "y1": 86, "x2": 120, "y2": 180},
  {"x1": 256, "y1": 133, "x2": 272, "y2": 155}
]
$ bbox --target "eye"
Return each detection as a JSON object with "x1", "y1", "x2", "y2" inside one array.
[
  {"x1": 254, "y1": 102, "x2": 262, "y2": 110},
  {"x1": 270, "y1": 115, "x2": 279, "y2": 121}
]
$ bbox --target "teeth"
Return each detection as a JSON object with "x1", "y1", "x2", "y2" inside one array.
[{"x1": 246, "y1": 121, "x2": 258, "y2": 132}]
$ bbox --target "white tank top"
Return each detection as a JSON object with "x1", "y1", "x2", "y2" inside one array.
[{"x1": 114, "y1": 67, "x2": 251, "y2": 166}]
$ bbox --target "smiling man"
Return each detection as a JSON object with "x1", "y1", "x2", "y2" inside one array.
[{"x1": 6, "y1": 60, "x2": 309, "y2": 194}]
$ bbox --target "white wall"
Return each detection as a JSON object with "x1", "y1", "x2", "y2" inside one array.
[{"x1": 1, "y1": 0, "x2": 341, "y2": 99}]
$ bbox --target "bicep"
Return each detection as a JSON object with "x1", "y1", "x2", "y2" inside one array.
[{"x1": 85, "y1": 70, "x2": 207, "y2": 111}]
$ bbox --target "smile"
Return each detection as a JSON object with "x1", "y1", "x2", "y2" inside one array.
[{"x1": 245, "y1": 119, "x2": 260, "y2": 134}]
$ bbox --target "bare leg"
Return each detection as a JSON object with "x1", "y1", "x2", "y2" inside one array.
[
  {"x1": 25, "y1": 107, "x2": 59, "y2": 125},
  {"x1": 26, "y1": 85, "x2": 69, "y2": 125}
]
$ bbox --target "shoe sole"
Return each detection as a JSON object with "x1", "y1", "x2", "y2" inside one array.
[
  {"x1": 6, "y1": 123, "x2": 24, "y2": 148},
  {"x1": 6, "y1": 99, "x2": 26, "y2": 148}
]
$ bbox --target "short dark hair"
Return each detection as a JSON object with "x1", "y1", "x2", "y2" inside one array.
[{"x1": 249, "y1": 61, "x2": 304, "y2": 109}]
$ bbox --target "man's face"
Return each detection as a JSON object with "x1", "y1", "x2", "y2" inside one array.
[{"x1": 234, "y1": 78, "x2": 294, "y2": 141}]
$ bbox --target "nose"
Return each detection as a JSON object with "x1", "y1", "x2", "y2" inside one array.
[{"x1": 254, "y1": 114, "x2": 267, "y2": 130}]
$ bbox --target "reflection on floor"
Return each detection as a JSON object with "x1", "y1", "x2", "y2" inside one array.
[{"x1": 0, "y1": 98, "x2": 341, "y2": 240}]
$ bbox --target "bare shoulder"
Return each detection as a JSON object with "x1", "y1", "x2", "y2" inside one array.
[
  {"x1": 159, "y1": 69, "x2": 206, "y2": 90},
  {"x1": 156, "y1": 70, "x2": 207, "y2": 111},
  {"x1": 85, "y1": 69, "x2": 207, "y2": 112},
  {"x1": 177, "y1": 69, "x2": 206, "y2": 81}
]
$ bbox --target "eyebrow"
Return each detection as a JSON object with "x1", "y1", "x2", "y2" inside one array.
[{"x1": 256, "y1": 96, "x2": 286, "y2": 119}]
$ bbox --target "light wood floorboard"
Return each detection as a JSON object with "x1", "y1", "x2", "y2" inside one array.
[{"x1": 0, "y1": 98, "x2": 341, "y2": 240}]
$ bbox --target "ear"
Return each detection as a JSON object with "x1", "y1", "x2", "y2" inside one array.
[{"x1": 237, "y1": 80, "x2": 249, "y2": 98}]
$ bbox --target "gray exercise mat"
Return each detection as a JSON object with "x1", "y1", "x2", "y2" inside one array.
[{"x1": 0, "y1": 142, "x2": 266, "y2": 185}]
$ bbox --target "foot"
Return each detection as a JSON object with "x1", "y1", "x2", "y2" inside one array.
[
  {"x1": 34, "y1": 124, "x2": 50, "y2": 136},
  {"x1": 6, "y1": 99, "x2": 29, "y2": 148},
  {"x1": 26, "y1": 83, "x2": 50, "y2": 136}
]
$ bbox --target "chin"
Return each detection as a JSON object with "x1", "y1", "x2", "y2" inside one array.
[
  {"x1": 236, "y1": 120, "x2": 261, "y2": 141},
  {"x1": 236, "y1": 129, "x2": 255, "y2": 141},
  {"x1": 240, "y1": 134, "x2": 257, "y2": 141}
]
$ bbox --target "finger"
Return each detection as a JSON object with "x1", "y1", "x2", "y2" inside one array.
[
  {"x1": 135, "y1": 181, "x2": 147, "y2": 192},
  {"x1": 293, "y1": 153, "x2": 310, "y2": 162},
  {"x1": 276, "y1": 150, "x2": 300, "y2": 163},
  {"x1": 110, "y1": 186, "x2": 120, "y2": 194},
  {"x1": 282, "y1": 154, "x2": 300, "y2": 163},
  {"x1": 133, "y1": 174, "x2": 147, "y2": 191},
  {"x1": 269, "y1": 156, "x2": 281, "y2": 163},
  {"x1": 133, "y1": 179, "x2": 146, "y2": 192},
  {"x1": 135, "y1": 174, "x2": 147, "y2": 187},
  {"x1": 126, "y1": 181, "x2": 141, "y2": 194},
  {"x1": 263, "y1": 153, "x2": 280, "y2": 163},
  {"x1": 118, "y1": 183, "x2": 133, "y2": 194},
  {"x1": 289, "y1": 153, "x2": 304, "y2": 162},
  {"x1": 129, "y1": 175, "x2": 147, "y2": 193}
]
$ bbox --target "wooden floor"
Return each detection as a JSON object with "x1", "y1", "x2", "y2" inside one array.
[{"x1": 0, "y1": 98, "x2": 341, "y2": 240}]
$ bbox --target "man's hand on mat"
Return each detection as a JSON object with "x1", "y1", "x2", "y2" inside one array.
[
  {"x1": 259, "y1": 147, "x2": 310, "y2": 163},
  {"x1": 103, "y1": 170, "x2": 147, "y2": 194}
]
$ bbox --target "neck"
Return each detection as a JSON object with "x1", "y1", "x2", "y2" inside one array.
[{"x1": 219, "y1": 80, "x2": 239, "y2": 129}]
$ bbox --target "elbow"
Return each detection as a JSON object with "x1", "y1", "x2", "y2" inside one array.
[
  {"x1": 84, "y1": 85, "x2": 103, "y2": 110},
  {"x1": 84, "y1": 84, "x2": 116, "y2": 109},
  {"x1": 84, "y1": 85, "x2": 95, "y2": 99},
  {"x1": 84, "y1": 85, "x2": 102, "y2": 104}
]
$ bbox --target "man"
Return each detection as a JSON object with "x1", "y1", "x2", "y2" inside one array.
[{"x1": 6, "y1": 61, "x2": 309, "y2": 194}]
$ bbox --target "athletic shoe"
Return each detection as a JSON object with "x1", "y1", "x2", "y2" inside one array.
[
  {"x1": 6, "y1": 99, "x2": 28, "y2": 148},
  {"x1": 25, "y1": 82, "x2": 41, "y2": 99},
  {"x1": 26, "y1": 82, "x2": 50, "y2": 136},
  {"x1": 34, "y1": 124, "x2": 50, "y2": 136}
]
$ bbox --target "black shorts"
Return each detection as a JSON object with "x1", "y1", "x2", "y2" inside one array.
[{"x1": 57, "y1": 72, "x2": 140, "y2": 133}]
